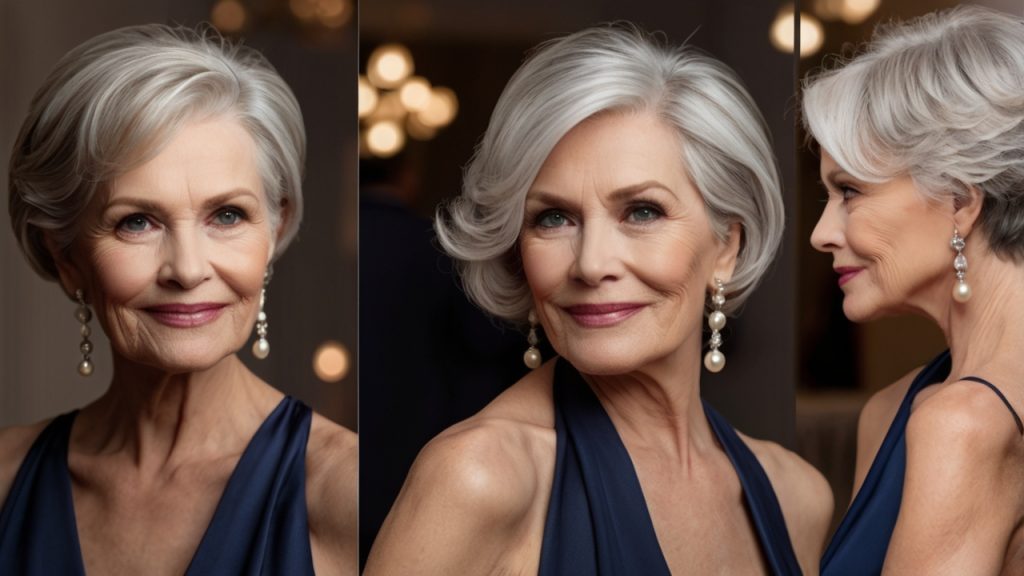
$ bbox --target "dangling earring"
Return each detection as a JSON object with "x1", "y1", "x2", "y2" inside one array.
[
  {"x1": 704, "y1": 279, "x2": 726, "y2": 373},
  {"x1": 951, "y1": 228, "x2": 971, "y2": 303},
  {"x1": 75, "y1": 289, "x2": 94, "y2": 377},
  {"x1": 523, "y1": 310, "x2": 542, "y2": 369},
  {"x1": 252, "y1": 274, "x2": 270, "y2": 359}
]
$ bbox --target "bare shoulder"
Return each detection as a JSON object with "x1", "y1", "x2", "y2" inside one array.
[
  {"x1": 907, "y1": 379, "x2": 1022, "y2": 459},
  {"x1": 365, "y1": 364, "x2": 557, "y2": 574},
  {"x1": 740, "y1": 433, "x2": 834, "y2": 575},
  {"x1": 0, "y1": 420, "x2": 52, "y2": 507},
  {"x1": 305, "y1": 414, "x2": 358, "y2": 575}
]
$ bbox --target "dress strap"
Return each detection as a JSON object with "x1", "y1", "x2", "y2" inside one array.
[{"x1": 958, "y1": 376, "x2": 1024, "y2": 436}]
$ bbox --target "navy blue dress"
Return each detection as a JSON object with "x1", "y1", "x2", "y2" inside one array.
[
  {"x1": 539, "y1": 359, "x2": 802, "y2": 575},
  {"x1": 821, "y1": 350, "x2": 1023, "y2": 575},
  {"x1": 0, "y1": 396, "x2": 315, "y2": 575}
]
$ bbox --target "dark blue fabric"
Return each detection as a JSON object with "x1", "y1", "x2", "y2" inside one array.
[
  {"x1": 0, "y1": 396, "x2": 314, "y2": 575},
  {"x1": 539, "y1": 359, "x2": 801, "y2": 575},
  {"x1": 821, "y1": 351, "x2": 952, "y2": 576}
]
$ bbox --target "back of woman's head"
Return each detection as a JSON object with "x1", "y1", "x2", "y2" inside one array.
[
  {"x1": 9, "y1": 24, "x2": 305, "y2": 281},
  {"x1": 803, "y1": 6, "x2": 1024, "y2": 259}
]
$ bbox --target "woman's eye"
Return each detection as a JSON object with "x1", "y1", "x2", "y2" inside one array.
[
  {"x1": 214, "y1": 208, "x2": 245, "y2": 226},
  {"x1": 537, "y1": 210, "x2": 570, "y2": 228},
  {"x1": 627, "y1": 204, "x2": 663, "y2": 223},
  {"x1": 840, "y1": 186, "x2": 860, "y2": 202},
  {"x1": 117, "y1": 214, "x2": 151, "y2": 233}
]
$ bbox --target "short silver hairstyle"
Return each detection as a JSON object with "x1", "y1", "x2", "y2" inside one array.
[
  {"x1": 803, "y1": 6, "x2": 1024, "y2": 260},
  {"x1": 9, "y1": 24, "x2": 305, "y2": 281},
  {"x1": 436, "y1": 24, "x2": 784, "y2": 321}
]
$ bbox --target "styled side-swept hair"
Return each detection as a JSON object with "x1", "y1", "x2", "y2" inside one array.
[
  {"x1": 436, "y1": 24, "x2": 784, "y2": 322},
  {"x1": 9, "y1": 24, "x2": 305, "y2": 281},
  {"x1": 803, "y1": 6, "x2": 1024, "y2": 260}
]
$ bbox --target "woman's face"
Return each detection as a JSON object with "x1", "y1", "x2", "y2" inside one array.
[
  {"x1": 810, "y1": 150, "x2": 953, "y2": 321},
  {"x1": 58, "y1": 117, "x2": 276, "y2": 373},
  {"x1": 520, "y1": 111, "x2": 738, "y2": 376}
]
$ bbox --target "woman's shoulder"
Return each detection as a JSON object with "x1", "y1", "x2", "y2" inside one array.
[
  {"x1": 738, "y1": 432, "x2": 834, "y2": 573},
  {"x1": 305, "y1": 414, "x2": 358, "y2": 575},
  {"x1": 0, "y1": 420, "x2": 53, "y2": 508},
  {"x1": 412, "y1": 364, "x2": 558, "y2": 516},
  {"x1": 364, "y1": 366, "x2": 558, "y2": 574}
]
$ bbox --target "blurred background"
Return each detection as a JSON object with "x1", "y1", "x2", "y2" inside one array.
[
  {"x1": 0, "y1": 0, "x2": 357, "y2": 430},
  {"x1": 793, "y1": 0, "x2": 1024, "y2": 529},
  {"x1": 358, "y1": 0, "x2": 802, "y2": 562}
]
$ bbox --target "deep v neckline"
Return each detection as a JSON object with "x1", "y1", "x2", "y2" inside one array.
[
  {"x1": 538, "y1": 359, "x2": 800, "y2": 575},
  {"x1": 59, "y1": 397, "x2": 292, "y2": 574}
]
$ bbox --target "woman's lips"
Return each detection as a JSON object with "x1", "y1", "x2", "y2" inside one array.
[
  {"x1": 564, "y1": 303, "x2": 646, "y2": 327},
  {"x1": 144, "y1": 303, "x2": 227, "y2": 328},
  {"x1": 835, "y1": 267, "x2": 863, "y2": 287}
]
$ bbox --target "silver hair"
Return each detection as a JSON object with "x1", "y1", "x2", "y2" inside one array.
[
  {"x1": 435, "y1": 24, "x2": 784, "y2": 322},
  {"x1": 9, "y1": 24, "x2": 305, "y2": 281},
  {"x1": 803, "y1": 6, "x2": 1024, "y2": 260}
]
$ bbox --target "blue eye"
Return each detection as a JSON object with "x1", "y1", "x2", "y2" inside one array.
[
  {"x1": 840, "y1": 186, "x2": 860, "y2": 202},
  {"x1": 537, "y1": 210, "x2": 570, "y2": 228},
  {"x1": 627, "y1": 204, "x2": 663, "y2": 223},
  {"x1": 118, "y1": 214, "x2": 150, "y2": 233},
  {"x1": 214, "y1": 208, "x2": 245, "y2": 226}
]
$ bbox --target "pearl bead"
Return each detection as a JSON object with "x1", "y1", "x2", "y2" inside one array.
[
  {"x1": 78, "y1": 359, "x2": 93, "y2": 377},
  {"x1": 523, "y1": 347, "x2": 542, "y2": 369},
  {"x1": 708, "y1": 311, "x2": 726, "y2": 332},
  {"x1": 252, "y1": 338, "x2": 270, "y2": 359},
  {"x1": 80, "y1": 324, "x2": 91, "y2": 338},
  {"x1": 704, "y1": 350, "x2": 725, "y2": 373},
  {"x1": 953, "y1": 280, "x2": 972, "y2": 303},
  {"x1": 75, "y1": 306, "x2": 91, "y2": 323}
]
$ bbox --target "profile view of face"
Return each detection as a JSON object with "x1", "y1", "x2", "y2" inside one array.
[
  {"x1": 811, "y1": 150, "x2": 953, "y2": 321},
  {"x1": 57, "y1": 117, "x2": 277, "y2": 373},
  {"x1": 519, "y1": 111, "x2": 736, "y2": 376}
]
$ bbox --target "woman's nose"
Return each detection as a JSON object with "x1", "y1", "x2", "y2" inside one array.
[
  {"x1": 158, "y1": 229, "x2": 211, "y2": 290},
  {"x1": 810, "y1": 200, "x2": 845, "y2": 253},
  {"x1": 571, "y1": 221, "x2": 624, "y2": 286}
]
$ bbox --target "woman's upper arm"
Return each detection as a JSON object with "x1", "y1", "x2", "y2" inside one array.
[
  {"x1": 305, "y1": 418, "x2": 359, "y2": 576},
  {"x1": 883, "y1": 384, "x2": 1023, "y2": 575},
  {"x1": 364, "y1": 423, "x2": 540, "y2": 575}
]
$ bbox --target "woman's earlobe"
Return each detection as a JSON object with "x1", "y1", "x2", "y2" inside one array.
[
  {"x1": 42, "y1": 232, "x2": 84, "y2": 300},
  {"x1": 713, "y1": 222, "x2": 742, "y2": 283},
  {"x1": 952, "y1": 186, "x2": 984, "y2": 237}
]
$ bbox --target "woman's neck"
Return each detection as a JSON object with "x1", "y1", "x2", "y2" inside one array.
[
  {"x1": 581, "y1": 343, "x2": 716, "y2": 466},
  {"x1": 74, "y1": 353, "x2": 281, "y2": 473},
  {"x1": 930, "y1": 243, "x2": 1024, "y2": 381}
]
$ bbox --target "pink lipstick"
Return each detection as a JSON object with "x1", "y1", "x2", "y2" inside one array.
[
  {"x1": 835, "y1": 267, "x2": 863, "y2": 287},
  {"x1": 564, "y1": 303, "x2": 645, "y2": 328},
  {"x1": 144, "y1": 303, "x2": 226, "y2": 328}
]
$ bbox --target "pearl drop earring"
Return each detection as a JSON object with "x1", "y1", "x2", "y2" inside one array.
[
  {"x1": 252, "y1": 283, "x2": 270, "y2": 359},
  {"x1": 75, "y1": 289, "x2": 94, "y2": 376},
  {"x1": 704, "y1": 279, "x2": 726, "y2": 373},
  {"x1": 524, "y1": 310, "x2": 542, "y2": 369},
  {"x1": 951, "y1": 228, "x2": 971, "y2": 303}
]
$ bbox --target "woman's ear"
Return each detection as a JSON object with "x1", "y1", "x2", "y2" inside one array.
[
  {"x1": 952, "y1": 185, "x2": 984, "y2": 237},
  {"x1": 43, "y1": 233, "x2": 85, "y2": 301},
  {"x1": 711, "y1": 222, "x2": 742, "y2": 286}
]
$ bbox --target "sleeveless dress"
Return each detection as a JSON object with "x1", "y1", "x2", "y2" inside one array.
[
  {"x1": 539, "y1": 359, "x2": 802, "y2": 575},
  {"x1": 821, "y1": 350, "x2": 1024, "y2": 575},
  {"x1": 0, "y1": 396, "x2": 315, "y2": 575}
]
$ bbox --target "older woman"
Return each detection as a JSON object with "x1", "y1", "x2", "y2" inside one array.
[
  {"x1": 0, "y1": 25, "x2": 356, "y2": 574},
  {"x1": 366, "y1": 26, "x2": 832, "y2": 575},
  {"x1": 805, "y1": 6, "x2": 1024, "y2": 575}
]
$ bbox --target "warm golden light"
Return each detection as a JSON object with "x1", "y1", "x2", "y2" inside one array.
[
  {"x1": 358, "y1": 76, "x2": 378, "y2": 119},
  {"x1": 367, "y1": 44, "x2": 414, "y2": 89},
  {"x1": 406, "y1": 114, "x2": 438, "y2": 141},
  {"x1": 211, "y1": 0, "x2": 247, "y2": 33},
  {"x1": 399, "y1": 77, "x2": 433, "y2": 112},
  {"x1": 365, "y1": 120, "x2": 406, "y2": 157},
  {"x1": 289, "y1": 0, "x2": 317, "y2": 21},
  {"x1": 317, "y1": 0, "x2": 351, "y2": 28},
  {"x1": 839, "y1": 0, "x2": 880, "y2": 24},
  {"x1": 313, "y1": 341, "x2": 350, "y2": 383},
  {"x1": 770, "y1": 6, "x2": 824, "y2": 58},
  {"x1": 416, "y1": 87, "x2": 458, "y2": 128}
]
